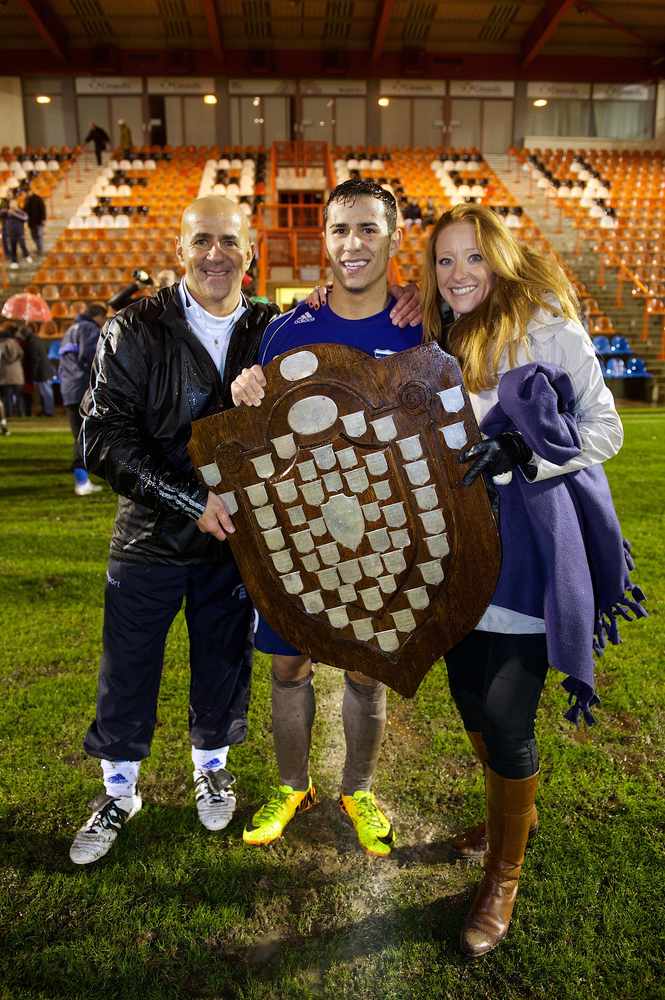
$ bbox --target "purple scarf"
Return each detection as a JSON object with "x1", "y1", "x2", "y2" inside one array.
[{"x1": 481, "y1": 362, "x2": 647, "y2": 724}]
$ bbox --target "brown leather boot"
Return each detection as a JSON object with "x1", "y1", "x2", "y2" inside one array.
[
  {"x1": 460, "y1": 767, "x2": 539, "y2": 958},
  {"x1": 452, "y1": 733, "x2": 538, "y2": 862}
]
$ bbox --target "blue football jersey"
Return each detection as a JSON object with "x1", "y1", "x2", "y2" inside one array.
[{"x1": 258, "y1": 299, "x2": 422, "y2": 366}]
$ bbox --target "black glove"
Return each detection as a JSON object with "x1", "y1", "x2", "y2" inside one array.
[{"x1": 459, "y1": 431, "x2": 533, "y2": 487}]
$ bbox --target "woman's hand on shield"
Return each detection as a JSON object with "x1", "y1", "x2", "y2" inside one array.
[{"x1": 231, "y1": 365, "x2": 267, "y2": 407}]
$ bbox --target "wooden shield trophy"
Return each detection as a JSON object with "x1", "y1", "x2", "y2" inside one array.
[{"x1": 188, "y1": 343, "x2": 500, "y2": 696}]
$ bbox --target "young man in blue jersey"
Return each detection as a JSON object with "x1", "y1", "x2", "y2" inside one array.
[{"x1": 231, "y1": 179, "x2": 423, "y2": 857}]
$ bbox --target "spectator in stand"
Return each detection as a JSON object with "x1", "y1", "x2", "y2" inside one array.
[
  {"x1": 402, "y1": 200, "x2": 423, "y2": 228},
  {"x1": 422, "y1": 197, "x2": 438, "y2": 227},
  {"x1": 0, "y1": 199, "x2": 11, "y2": 261},
  {"x1": 17, "y1": 322, "x2": 54, "y2": 417},
  {"x1": 0, "y1": 321, "x2": 25, "y2": 417},
  {"x1": 6, "y1": 197, "x2": 33, "y2": 269},
  {"x1": 85, "y1": 122, "x2": 110, "y2": 166},
  {"x1": 118, "y1": 120, "x2": 133, "y2": 149},
  {"x1": 58, "y1": 304, "x2": 107, "y2": 495},
  {"x1": 24, "y1": 190, "x2": 47, "y2": 257}
]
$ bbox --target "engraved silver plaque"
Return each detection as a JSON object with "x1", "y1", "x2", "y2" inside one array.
[
  {"x1": 344, "y1": 468, "x2": 369, "y2": 494},
  {"x1": 441, "y1": 421, "x2": 467, "y2": 450},
  {"x1": 418, "y1": 560, "x2": 444, "y2": 586},
  {"x1": 246, "y1": 483, "x2": 268, "y2": 507},
  {"x1": 373, "y1": 480, "x2": 392, "y2": 501},
  {"x1": 364, "y1": 451, "x2": 388, "y2": 477},
  {"x1": 287, "y1": 505, "x2": 306, "y2": 527},
  {"x1": 391, "y1": 608, "x2": 417, "y2": 632},
  {"x1": 271, "y1": 551, "x2": 294, "y2": 573},
  {"x1": 297, "y1": 459, "x2": 317, "y2": 481},
  {"x1": 318, "y1": 541, "x2": 341, "y2": 565},
  {"x1": 406, "y1": 587, "x2": 430, "y2": 610},
  {"x1": 336, "y1": 447, "x2": 357, "y2": 469},
  {"x1": 281, "y1": 571, "x2": 303, "y2": 594},
  {"x1": 321, "y1": 494, "x2": 364, "y2": 550},
  {"x1": 300, "y1": 481, "x2": 325, "y2": 506},
  {"x1": 404, "y1": 460, "x2": 430, "y2": 486},
  {"x1": 371, "y1": 415, "x2": 397, "y2": 441},
  {"x1": 360, "y1": 587, "x2": 383, "y2": 611},
  {"x1": 397, "y1": 435, "x2": 423, "y2": 461},
  {"x1": 318, "y1": 567, "x2": 340, "y2": 591},
  {"x1": 311, "y1": 444, "x2": 336, "y2": 470},
  {"x1": 420, "y1": 509, "x2": 446, "y2": 535},
  {"x1": 383, "y1": 550, "x2": 406, "y2": 574},
  {"x1": 288, "y1": 395, "x2": 338, "y2": 435},
  {"x1": 413, "y1": 485, "x2": 438, "y2": 511},
  {"x1": 280, "y1": 350, "x2": 318, "y2": 381},
  {"x1": 201, "y1": 462, "x2": 222, "y2": 487},
  {"x1": 301, "y1": 590, "x2": 324, "y2": 614},
  {"x1": 367, "y1": 527, "x2": 391, "y2": 553},
  {"x1": 338, "y1": 583, "x2": 357, "y2": 603},
  {"x1": 341, "y1": 410, "x2": 367, "y2": 437},
  {"x1": 251, "y1": 453, "x2": 275, "y2": 479},
  {"x1": 262, "y1": 527, "x2": 286, "y2": 551},
  {"x1": 352, "y1": 618, "x2": 374, "y2": 641},
  {"x1": 254, "y1": 505, "x2": 277, "y2": 529},
  {"x1": 438, "y1": 385, "x2": 464, "y2": 413},
  {"x1": 323, "y1": 471, "x2": 343, "y2": 492},
  {"x1": 376, "y1": 629, "x2": 399, "y2": 652},
  {"x1": 275, "y1": 479, "x2": 298, "y2": 503},
  {"x1": 360, "y1": 553, "x2": 383, "y2": 577},
  {"x1": 220, "y1": 490, "x2": 238, "y2": 514},
  {"x1": 362, "y1": 501, "x2": 381, "y2": 522},
  {"x1": 291, "y1": 529, "x2": 314, "y2": 553},
  {"x1": 338, "y1": 559, "x2": 361, "y2": 584},
  {"x1": 327, "y1": 605, "x2": 349, "y2": 629},
  {"x1": 425, "y1": 532, "x2": 449, "y2": 558},
  {"x1": 382, "y1": 502, "x2": 406, "y2": 528},
  {"x1": 272, "y1": 433, "x2": 296, "y2": 459}
]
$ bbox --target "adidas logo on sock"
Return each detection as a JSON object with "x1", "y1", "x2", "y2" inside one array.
[
  {"x1": 108, "y1": 773, "x2": 128, "y2": 784},
  {"x1": 203, "y1": 758, "x2": 222, "y2": 770},
  {"x1": 294, "y1": 311, "x2": 316, "y2": 325}
]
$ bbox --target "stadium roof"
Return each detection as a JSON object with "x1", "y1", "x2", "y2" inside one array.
[{"x1": 3, "y1": 0, "x2": 664, "y2": 81}]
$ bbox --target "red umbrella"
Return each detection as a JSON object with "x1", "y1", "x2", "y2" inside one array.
[{"x1": 2, "y1": 293, "x2": 52, "y2": 323}]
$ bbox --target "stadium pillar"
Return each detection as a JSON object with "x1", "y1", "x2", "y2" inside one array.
[
  {"x1": 61, "y1": 76, "x2": 78, "y2": 147},
  {"x1": 366, "y1": 79, "x2": 381, "y2": 148},
  {"x1": 216, "y1": 78, "x2": 230, "y2": 147},
  {"x1": 656, "y1": 81, "x2": 665, "y2": 145},
  {"x1": 512, "y1": 80, "x2": 529, "y2": 148}
]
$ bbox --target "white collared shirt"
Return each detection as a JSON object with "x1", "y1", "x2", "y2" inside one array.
[{"x1": 178, "y1": 279, "x2": 247, "y2": 376}]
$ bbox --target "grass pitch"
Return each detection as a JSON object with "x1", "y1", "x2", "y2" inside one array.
[{"x1": 0, "y1": 413, "x2": 663, "y2": 1000}]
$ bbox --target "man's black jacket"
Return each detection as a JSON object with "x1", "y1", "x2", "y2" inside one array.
[{"x1": 80, "y1": 284, "x2": 279, "y2": 564}]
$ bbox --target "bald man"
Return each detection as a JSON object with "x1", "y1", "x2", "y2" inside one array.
[{"x1": 71, "y1": 197, "x2": 280, "y2": 864}]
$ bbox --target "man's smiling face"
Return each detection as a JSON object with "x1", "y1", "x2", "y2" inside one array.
[
  {"x1": 324, "y1": 195, "x2": 399, "y2": 296},
  {"x1": 176, "y1": 197, "x2": 254, "y2": 315}
]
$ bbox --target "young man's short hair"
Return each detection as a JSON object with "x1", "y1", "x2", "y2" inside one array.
[{"x1": 324, "y1": 179, "x2": 398, "y2": 235}]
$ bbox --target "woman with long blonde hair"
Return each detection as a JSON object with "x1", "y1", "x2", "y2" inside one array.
[{"x1": 422, "y1": 204, "x2": 643, "y2": 958}]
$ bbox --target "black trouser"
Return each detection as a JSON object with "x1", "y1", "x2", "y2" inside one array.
[
  {"x1": 9, "y1": 233, "x2": 29, "y2": 263},
  {"x1": 445, "y1": 630, "x2": 549, "y2": 780},
  {"x1": 93, "y1": 144, "x2": 104, "y2": 166},
  {"x1": 65, "y1": 403, "x2": 85, "y2": 471},
  {"x1": 84, "y1": 558, "x2": 253, "y2": 761}
]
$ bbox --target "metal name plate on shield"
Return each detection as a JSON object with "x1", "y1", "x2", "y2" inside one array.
[{"x1": 188, "y1": 343, "x2": 500, "y2": 697}]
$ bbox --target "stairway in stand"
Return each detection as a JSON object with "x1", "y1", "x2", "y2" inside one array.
[{"x1": 486, "y1": 153, "x2": 663, "y2": 402}]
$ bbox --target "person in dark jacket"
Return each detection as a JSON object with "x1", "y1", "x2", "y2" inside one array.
[
  {"x1": 69, "y1": 195, "x2": 280, "y2": 865},
  {"x1": 24, "y1": 190, "x2": 47, "y2": 257},
  {"x1": 84, "y1": 122, "x2": 110, "y2": 166},
  {"x1": 0, "y1": 322, "x2": 24, "y2": 417},
  {"x1": 58, "y1": 304, "x2": 107, "y2": 494},
  {"x1": 6, "y1": 197, "x2": 33, "y2": 269},
  {"x1": 17, "y1": 322, "x2": 54, "y2": 416}
]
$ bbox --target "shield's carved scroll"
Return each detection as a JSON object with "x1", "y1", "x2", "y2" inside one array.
[{"x1": 188, "y1": 343, "x2": 500, "y2": 697}]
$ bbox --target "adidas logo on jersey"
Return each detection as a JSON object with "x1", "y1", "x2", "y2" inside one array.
[{"x1": 294, "y1": 311, "x2": 316, "y2": 325}]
